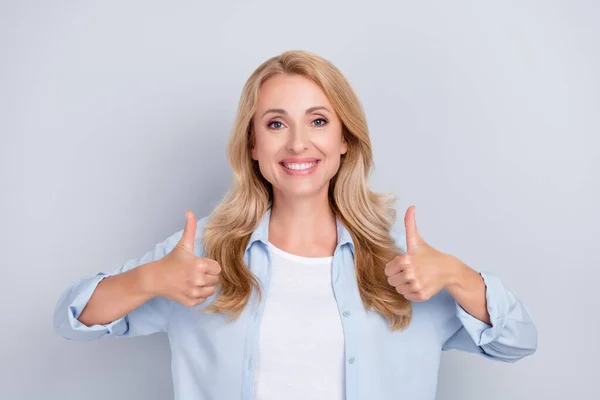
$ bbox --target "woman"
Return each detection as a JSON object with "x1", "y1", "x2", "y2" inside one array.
[{"x1": 54, "y1": 50, "x2": 538, "y2": 400}]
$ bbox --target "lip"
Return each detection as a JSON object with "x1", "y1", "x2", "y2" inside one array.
[
  {"x1": 280, "y1": 159, "x2": 320, "y2": 176},
  {"x1": 280, "y1": 157, "x2": 321, "y2": 163}
]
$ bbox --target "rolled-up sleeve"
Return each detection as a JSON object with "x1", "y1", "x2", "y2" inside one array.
[
  {"x1": 442, "y1": 271, "x2": 538, "y2": 362},
  {"x1": 53, "y1": 229, "x2": 184, "y2": 341}
]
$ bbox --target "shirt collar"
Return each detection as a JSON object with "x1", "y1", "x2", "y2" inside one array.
[{"x1": 244, "y1": 204, "x2": 355, "y2": 254}]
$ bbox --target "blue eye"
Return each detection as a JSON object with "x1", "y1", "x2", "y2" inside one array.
[
  {"x1": 313, "y1": 118, "x2": 328, "y2": 127},
  {"x1": 267, "y1": 118, "x2": 328, "y2": 130},
  {"x1": 267, "y1": 121, "x2": 284, "y2": 129}
]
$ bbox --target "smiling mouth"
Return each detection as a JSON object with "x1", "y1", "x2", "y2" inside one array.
[{"x1": 280, "y1": 160, "x2": 320, "y2": 171}]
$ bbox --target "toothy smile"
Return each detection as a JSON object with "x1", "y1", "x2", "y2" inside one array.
[{"x1": 281, "y1": 161, "x2": 319, "y2": 170}]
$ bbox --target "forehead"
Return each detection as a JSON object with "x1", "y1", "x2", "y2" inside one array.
[{"x1": 256, "y1": 74, "x2": 333, "y2": 111}]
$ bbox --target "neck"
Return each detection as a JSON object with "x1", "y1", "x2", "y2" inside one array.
[{"x1": 268, "y1": 191, "x2": 337, "y2": 255}]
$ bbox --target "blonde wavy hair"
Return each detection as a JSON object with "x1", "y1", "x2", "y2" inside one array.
[{"x1": 202, "y1": 50, "x2": 412, "y2": 331}]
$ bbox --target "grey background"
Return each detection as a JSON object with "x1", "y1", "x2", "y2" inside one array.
[{"x1": 4, "y1": 0, "x2": 599, "y2": 399}]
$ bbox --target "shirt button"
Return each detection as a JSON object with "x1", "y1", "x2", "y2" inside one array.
[
  {"x1": 342, "y1": 310, "x2": 351, "y2": 317},
  {"x1": 348, "y1": 357, "x2": 355, "y2": 364}
]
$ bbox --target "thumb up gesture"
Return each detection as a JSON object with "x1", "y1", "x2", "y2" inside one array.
[
  {"x1": 147, "y1": 210, "x2": 222, "y2": 307},
  {"x1": 384, "y1": 206, "x2": 459, "y2": 302}
]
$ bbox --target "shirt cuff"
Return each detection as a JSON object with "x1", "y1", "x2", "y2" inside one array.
[
  {"x1": 65, "y1": 273, "x2": 129, "y2": 336},
  {"x1": 454, "y1": 271, "x2": 511, "y2": 347}
]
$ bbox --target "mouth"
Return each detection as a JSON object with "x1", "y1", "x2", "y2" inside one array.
[
  {"x1": 279, "y1": 160, "x2": 320, "y2": 171},
  {"x1": 279, "y1": 160, "x2": 320, "y2": 175}
]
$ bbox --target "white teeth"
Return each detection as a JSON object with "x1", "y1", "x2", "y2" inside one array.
[{"x1": 282, "y1": 161, "x2": 317, "y2": 170}]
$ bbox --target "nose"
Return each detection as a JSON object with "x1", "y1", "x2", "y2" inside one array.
[{"x1": 286, "y1": 126, "x2": 309, "y2": 153}]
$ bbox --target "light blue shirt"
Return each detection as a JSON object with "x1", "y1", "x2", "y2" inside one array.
[{"x1": 54, "y1": 206, "x2": 538, "y2": 400}]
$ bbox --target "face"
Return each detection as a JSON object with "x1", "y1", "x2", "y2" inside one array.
[{"x1": 251, "y1": 74, "x2": 348, "y2": 200}]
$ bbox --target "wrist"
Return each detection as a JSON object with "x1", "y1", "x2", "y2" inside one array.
[
  {"x1": 444, "y1": 255, "x2": 468, "y2": 291},
  {"x1": 136, "y1": 261, "x2": 161, "y2": 299}
]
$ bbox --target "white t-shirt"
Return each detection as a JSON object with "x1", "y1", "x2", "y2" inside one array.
[{"x1": 253, "y1": 241, "x2": 345, "y2": 400}]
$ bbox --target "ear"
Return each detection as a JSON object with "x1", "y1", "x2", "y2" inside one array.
[
  {"x1": 251, "y1": 146, "x2": 258, "y2": 161},
  {"x1": 341, "y1": 136, "x2": 348, "y2": 155}
]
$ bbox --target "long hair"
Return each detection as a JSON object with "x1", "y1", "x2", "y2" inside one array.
[{"x1": 202, "y1": 50, "x2": 412, "y2": 331}]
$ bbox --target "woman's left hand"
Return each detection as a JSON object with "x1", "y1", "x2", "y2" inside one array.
[{"x1": 385, "y1": 205, "x2": 464, "y2": 302}]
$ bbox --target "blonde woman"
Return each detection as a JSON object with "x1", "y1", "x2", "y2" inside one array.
[{"x1": 54, "y1": 50, "x2": 538, "y2": 400}]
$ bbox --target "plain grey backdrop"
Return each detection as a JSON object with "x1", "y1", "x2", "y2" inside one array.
[{"x1": 4, "y1": 0, "x2": 599, "y2": 399}]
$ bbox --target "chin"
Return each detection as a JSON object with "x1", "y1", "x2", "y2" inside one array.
[{"x1": 276, "y1": 182, "x2": 330, "y2": 198}]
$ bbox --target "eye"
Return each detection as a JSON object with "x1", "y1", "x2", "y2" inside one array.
[
  {"x1": 267, "y1": 121, "x2": 284, "y2": 129},
  {"x1": 312, "y1": 118, "x2": 328, "y2": 127}
]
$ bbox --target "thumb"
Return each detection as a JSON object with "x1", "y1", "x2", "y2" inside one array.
[
  {"x1": 179, "y1": 210, "x2": 197, "y2": 252},
  {"x1": 404, "y1": 205, "x2": 426, "y2": 251}
]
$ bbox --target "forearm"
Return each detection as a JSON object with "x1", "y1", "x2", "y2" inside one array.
[
  {"x1": 445, "y1": 257, "x2": 491, "y2": 325},
  {"x1": 78, "y1": 262, "x2": 156, "y2": 327}
]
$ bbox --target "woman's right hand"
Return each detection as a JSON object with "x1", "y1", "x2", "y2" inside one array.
[{"x1": 144, "y1": 211, "x2": 221, "y2": 307}]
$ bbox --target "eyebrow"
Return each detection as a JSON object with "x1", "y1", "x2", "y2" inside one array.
[{"x1": 261, "y1": 106, "x2": 331, "y2": 118}]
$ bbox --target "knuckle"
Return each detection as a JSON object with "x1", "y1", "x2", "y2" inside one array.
[
  {"x1": 195, "y1": 276, "x2": 206, "y2": 287},
  {"x1": 384, "y1": 264, "x2": 394, "y2": 276},
  {"x1": 415, "y1": 292, "x2": 428, "y2": 302},
  {"x1": 205, "y1": 286, "x2": 216, "y2": 296},
  {"x1": 195, "y1": 259, "x2": 206, "y2": 271},
  {"x1": 208, "y1": 259, "x2": 221, "y2": 274},
  {"x1": 195, "y1": 269, "x2": 207, "y2": 281},
  {"x1": 183, "y1": 298, "x2": 196, "y2": 308}
]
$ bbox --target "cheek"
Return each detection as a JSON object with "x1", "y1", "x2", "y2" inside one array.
[
  {"x1": 253, "y1": 135, "x2": 279, "y2": 160},
  {"x1": 319, "y1": 138, "x2": 345, "y2": 161},
  {"x1": 318, "y1": 126, "x2": 345, "y2": 152}
]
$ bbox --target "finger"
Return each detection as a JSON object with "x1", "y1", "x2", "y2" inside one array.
[
  {"x1": 178, "y1": 210, "x2": 197, "y2": 252},
  {"x1": 180, "y1": 296, "x2": 207, "y2": 308},
  {"x1": 404, "y1": 292, "x2": 427, "y2": 302},
  {"x1": 387, "y1": 273, "x2": 409, "y2": 288},
  {"x1": 191, "y1": 286, "x2": 216, "y2": 299},
  {"x1": 384, "y1": 255, "x2": 409, "y2": 277},
  {"x1": 404, "y1": 205, "x2": 426, "y2": 251},
  {"x1": 203, "y1": 259, "x2": 222, "y2": 276},
  {"x1": 197, "y1": 273, "x2": 219, "y2": 287},
  {"x1": 400, "y1": 268, "x2": 416, "y2": 283},
  {"x1": 394, "y1": 282, "x2": 416, "y2": 295}
]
